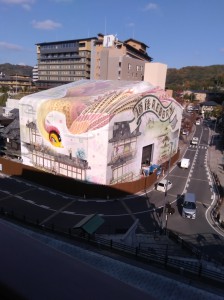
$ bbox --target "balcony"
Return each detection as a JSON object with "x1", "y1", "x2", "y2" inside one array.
[
  {"x1": 40, "y1": 54, "x2": 81, "y2": 60},
  {"x1": 40, "y1": 45, "x2": 78, "y2": 54}
]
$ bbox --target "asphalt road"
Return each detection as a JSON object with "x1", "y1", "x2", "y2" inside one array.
[{"x1": 0, "y1": 119, "x2": 224, "y2": 262}]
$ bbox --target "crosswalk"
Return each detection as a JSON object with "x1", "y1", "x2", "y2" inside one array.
[{"x1": 189, "y1": 145, "x2": 208, "y2": 149}]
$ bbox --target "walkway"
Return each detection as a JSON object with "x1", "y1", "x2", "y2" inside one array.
[{"x1": 1, "y1": 218, "x2": 223, "y2": 300}]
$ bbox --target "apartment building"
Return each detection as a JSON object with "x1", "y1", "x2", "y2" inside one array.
[
  {"x1": 93, "y1": 34, "x2": 152, "y2": 81},
  {"x1": 35, "y1": 34, "x2": 153, "y2": 90},
  {"x1": 35, "y1": 37, "x2": 96, "y2": 90},
  {"x1": 0, "y1": 74, "x2": 32, "y2": 92}
]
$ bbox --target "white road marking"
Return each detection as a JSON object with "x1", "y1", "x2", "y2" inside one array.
[{"x1": 39, "y1": 205, "x2": 50, "y2": 209}]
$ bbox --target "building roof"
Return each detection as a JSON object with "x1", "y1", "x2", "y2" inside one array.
[
  {"x1": 124, "y1": 38, "x2": 149, "y2": 48},
  {"x1": 20, "y1": 80, "x2": 182, "y2": 135},
  {"x1": 200, "y1": 101, "x2": 218, "y2": 106},
  {"x1": 73, "y1": 214, "x2": 105, "y2": 235},
  {"x1": 0, "y1": 116, "x2": 14, "y2": 126},
  {"x1": 36, "y1": 37, "x2": 97, "y2": 46},
  {"x1": 0, "y1": 118, "x2": 20, "y2": 140}
]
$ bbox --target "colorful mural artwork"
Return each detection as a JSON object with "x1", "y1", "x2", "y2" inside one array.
[{"x1": 19, "y1": 80, "x2": 183, "y2": 185}]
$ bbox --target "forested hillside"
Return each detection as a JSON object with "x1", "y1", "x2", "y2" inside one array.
[
  {"x1": 166, "y1": 65, "x2": 224, "y2": 91},
  {"x1": 1, "y1": 63, "x2": 224, "y2": 92},
  {"x1": 0, "y1": 63, "x2": 33, "y2": 77}
]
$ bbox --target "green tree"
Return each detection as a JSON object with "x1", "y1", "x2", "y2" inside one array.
[
  {"x1": 0, "y1": 93, "x2": 8, "y2": 106},
  {"x1": 0, "y1": 86, "x2": 9, "y2": 93}
]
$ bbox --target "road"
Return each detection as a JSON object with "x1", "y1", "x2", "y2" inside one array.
[
  {"x1": 0, "y1": 118, "x2": 224, "y2": 262},
  {"x1": 166, "y1": 118, "x2": 212, "y2": 234}
]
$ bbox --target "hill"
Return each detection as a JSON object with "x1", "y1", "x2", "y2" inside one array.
[
  {"x1": 0, "y1": 63, "x2": 33, "y2": 77},
  {"x1": 1, "y1": 63, "x2": 224, "y2": 92},
  {"x1": 166, "y1": 65, "x2": 224, "y2": 91}
]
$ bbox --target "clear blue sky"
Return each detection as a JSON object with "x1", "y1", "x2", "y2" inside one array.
[{"x1": 0, "y1": 0, "x2": 223, "y2": 69}]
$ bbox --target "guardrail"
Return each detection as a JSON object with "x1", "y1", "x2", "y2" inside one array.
[{"x1": 0, "y1": 209, "x2": 224, "y2": 288}]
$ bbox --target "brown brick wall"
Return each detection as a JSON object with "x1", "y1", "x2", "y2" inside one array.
[{"x1": 0, "y1": 150, "x2": 179, "y2": 199}]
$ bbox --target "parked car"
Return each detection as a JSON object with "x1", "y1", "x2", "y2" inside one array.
[
  {"x1": 156, "y1": 179, "x2": 172, "y2": 192},
  {"x1": 196, "y1": 120, "x2": 200, "y2": 125},
  {"x1": 191, "y1": 137, "x2": 199, "y2": 145},
  {"x1": 182, "y1": 129, "x2": 189, "y2": 135}
]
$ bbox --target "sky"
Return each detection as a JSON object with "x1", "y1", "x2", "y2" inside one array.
[{"x1": 0, "y1": 0, "x2": 223, "y2": 69}]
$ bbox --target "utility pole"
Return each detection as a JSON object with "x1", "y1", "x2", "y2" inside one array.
[
  {"x1": 15, "y1": 74, "x2": 18, "y2": 94},
  {"x1": 161, "y1": 142, "x2": 173, "y2": 233}
]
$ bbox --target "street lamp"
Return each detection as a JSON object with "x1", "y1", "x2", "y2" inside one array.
[{"x1": 161, "y1": 142, "x2": 173, "y2": 233}]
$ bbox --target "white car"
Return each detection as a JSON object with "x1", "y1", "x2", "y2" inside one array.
[
  {"x1": 156, "y1": 179, "x2": 172, "y2": 192},
  {"x1": 182, "y1": 129, "x2": 189, "y2": 135},
  {"x1": 180, "y1": 158, "x2": 190, "y2": 169},
  {"x1": 191, "y1": 137, "x2": 199, "y2": 145},
  {"x1": 196, "y1": 120, "x2": 200, "y2": 125}
]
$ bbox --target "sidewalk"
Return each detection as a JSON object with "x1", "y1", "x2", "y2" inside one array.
[{"x1": 207, "y1": 131, "x2": 224, "y2": 228}]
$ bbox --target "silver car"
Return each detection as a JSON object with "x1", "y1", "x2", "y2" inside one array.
[{"x1": 182, "y1": 193, "x2": 196, "y2": 219}]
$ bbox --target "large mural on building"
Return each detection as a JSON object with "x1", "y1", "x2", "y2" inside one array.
[{"x1": 19, "y1": 80, "x2": 183, "y2": 185}]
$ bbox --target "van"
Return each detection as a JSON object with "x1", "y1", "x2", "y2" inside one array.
[
  {"x1": 156, "y1": 179, "x2": 172, "y2": 192},
  {"x1": 180, "y1": 158, "x2": 190, "y2": 169},
  {"x1": 182, "y1": 193, "x2": 196, "y2": 219}
]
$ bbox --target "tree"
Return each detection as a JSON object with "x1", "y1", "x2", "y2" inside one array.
[
  {"x1": 0, "y1": 93, "x2": 8, "y2": 106},
  {"x1": 0, "y1": 86, "x2": 9, "y2": 93},
  {"x1": 213, "y1": 75, "x2": 224, "y2": 91},
  {"x1": 211, "y1": 105, "x2": 223, "y2": 119}
]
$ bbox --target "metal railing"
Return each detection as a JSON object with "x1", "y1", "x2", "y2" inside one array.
[{"x1": 0, "y1": 209, "x2": 224, "y2": 288}]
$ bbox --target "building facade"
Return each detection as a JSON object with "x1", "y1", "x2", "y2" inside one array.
[
  {"x1": 35, "y1": 37, "x2": 96, "y2": 90},
  {"x1": 19, "y1": 80, "x2": 183, "y2": 185},
  {"x1": 93, "y1": 34, "x2": 152, "y2": 81},
  {"x1": 32, "y1": 65, "x2": 38, "y2": 82},
  {"x1": 0, "y1": 74, "x2": 32, "y2": 92},
  {"x1": 35, "y1": 34, "x2": 153, "y2": 90},
  {"x1": 144, "y1": 63, "x2": 167, "y2": 90}
]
